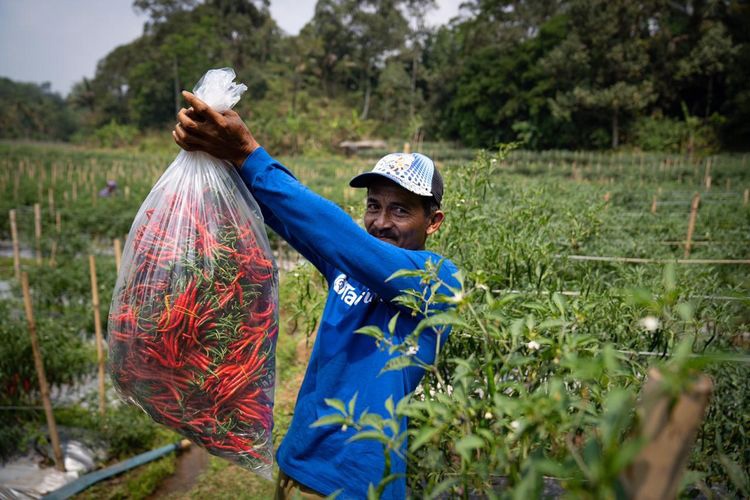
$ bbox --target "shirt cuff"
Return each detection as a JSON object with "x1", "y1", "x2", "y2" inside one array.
[{"x1": 239, "y1": 146, "x2": 274, "y2": 186}]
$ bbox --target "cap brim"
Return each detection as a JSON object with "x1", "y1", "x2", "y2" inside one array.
[{"x1": 349, "y1": 171, "x2": 403, "y2": 189}]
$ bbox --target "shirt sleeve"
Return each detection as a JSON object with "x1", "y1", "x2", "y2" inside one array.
[
  {"x1": 247, "y1": 179, "x2": 335, "y2": 280},
  {"x1": 238, "y1": 147, "x2": 457, "y2": 301}
]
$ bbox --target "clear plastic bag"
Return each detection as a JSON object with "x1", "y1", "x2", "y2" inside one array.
[{"x1": 108, "y1": 68, "x2": 278, "y2": 479}]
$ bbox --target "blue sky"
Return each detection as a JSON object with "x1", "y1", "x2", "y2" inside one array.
[{"x1": 0, "y1": 0, "x2": 463, "y2": 96}]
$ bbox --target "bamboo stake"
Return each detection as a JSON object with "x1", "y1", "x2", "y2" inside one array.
[
  {"x1": 48, "y1": 188, "x2": 55, "y2": 220},
  {"x1": 684, "y1": 193, "x2": 701, "y2": 259},
  {"x1": 703, "y1": 158, "x2": 711, "y2": 187},
  {"x1": 744, "y1": 188, "x2": 749, "y2": 207},
  {"x1": 113, "y1": 238, "x2": 122, "y2": 272},
  {"x1": 48, "y1": 241, "x2": 57, "y2": 268},
  {"x1": 34, "y1": 203, "x2": 42, "y2": 264},
  {"x1": 9, "y1": 209, "x2": 21, "y2": 281},
  {"x1": 55, "y1": 211, "x2": 62, "y2": 234},
  {"x1": 21, "y1": 273, "x2": 65, "y2": 472},
  {"x1": 88, "y1": 255, "x2": 106, "y2": 415},
  {"x1": 650, "y1": 195, "x2": 657, "y2": 214}
]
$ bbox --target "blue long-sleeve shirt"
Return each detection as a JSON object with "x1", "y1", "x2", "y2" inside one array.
[{"x1": 238, "y1": 147, "x2": 459, "y2": 499}]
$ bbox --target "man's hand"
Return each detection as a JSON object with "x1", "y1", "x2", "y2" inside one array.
[{"x1": 172, "y1": 91, "x2": 259, "y2": 168}]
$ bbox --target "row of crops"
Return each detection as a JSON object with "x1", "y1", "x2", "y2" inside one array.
[{"x1": 0, "y1": 141, "x2": 748, "y2": 497}]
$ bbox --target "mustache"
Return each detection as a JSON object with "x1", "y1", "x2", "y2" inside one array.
[{"x1": 369, "y1": 228, "x2": 398, "y2": 240}]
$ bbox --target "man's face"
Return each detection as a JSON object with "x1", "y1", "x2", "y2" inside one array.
[{"x1": 364, "y1": 178, "x2": 444, "y2": 250}]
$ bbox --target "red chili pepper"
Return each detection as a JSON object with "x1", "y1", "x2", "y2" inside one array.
[{"x1": 111, "y1": 195, "x2": 278, "y2": 474}]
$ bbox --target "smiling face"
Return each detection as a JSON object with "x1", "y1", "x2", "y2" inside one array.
[{"x1": 364, "y1": 178, "x2": 445, "y2": 250}]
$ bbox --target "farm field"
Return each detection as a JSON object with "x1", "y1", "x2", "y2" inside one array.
[{"x1": 0, "y1": 141, "x2": 748, "y2": 498}]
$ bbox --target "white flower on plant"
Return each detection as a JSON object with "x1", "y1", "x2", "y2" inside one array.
[
  {"x1": 406, "y1": 345, "x2": 419, "y2": 356},
  {"x1": 527, "y1": 340, "x2": 541, "y2": 351},
  {"x1": 484, "y1": 411, "x2": 493, "y2": 420},
  {"x1": 510, "y1": 420, "x2": 520, "y2": 430},
  {"x1": 640, "y1": 316, "x2": 660, "y2": 332}
]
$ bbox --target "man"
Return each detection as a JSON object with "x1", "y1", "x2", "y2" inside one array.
[{"x1": 173, "y1": 91, "x2": 459, "y2": 499}]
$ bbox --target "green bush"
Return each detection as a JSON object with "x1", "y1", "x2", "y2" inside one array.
[{"x1": 631, "y1": 109, "x2": 721, "y2": 154}]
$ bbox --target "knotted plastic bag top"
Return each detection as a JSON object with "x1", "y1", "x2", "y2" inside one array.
[
  {"x1": 108, "y1": 68, "x2": 277, "y2": 480},
  {"x1": 192, "y1": 67, "x2": 248, "y2": 112}
]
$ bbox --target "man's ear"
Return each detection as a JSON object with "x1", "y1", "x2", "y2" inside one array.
[{"x1": 426, "y1": 210, "x2": 445, "y2": 236}]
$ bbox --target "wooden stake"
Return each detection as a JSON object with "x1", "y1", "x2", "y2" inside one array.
[
  {"x1": 9, "y1": 209, "x2": 21, "y2": 281},
  {"x1": 48, "y1": 188, "x2": 55, "y2": 220},
  {"x1": 744, "y1": 188, "x2": 749, "y2": 207},
  {"x1": 55, "y1": 211, "x2": 62, "y2": 234},
  {"x1": 21, "y1": 273, "x2": 66, "y2": 472},
  {"x1": 705, "y1": 175, "x2": 711, "y2": 190},
  {"x1": 622, "y1": 368, "x2": 712, "y2": 500},
  {"x1": 684, "y1": 193, "x2": 700, "y2": 259},
  {"x1": 650, "y1": 194, "x2": 657, "y2": 214},
  {"x1": 403, "y1": 142, "x2": 411, "y2": 154},
  {"x1": 703, "y1": 158, "x2": 711, "y2": 187},
  {"x1": 113, "y1": 238, "x2": 122, "y2": 272},
  {"x1": 48, "y1": 241, "x2": 57, "y2": 268},
  {"x1": 34, "y1": 203, "x2": 42, "y2": 264},
  {"x1": 89, "y1": 255, "x2": 106, "y2": 415}
]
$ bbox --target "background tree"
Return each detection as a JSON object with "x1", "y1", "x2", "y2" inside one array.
[{"x1": 2, "y1": 0, "x2": 749, "y2": 151}]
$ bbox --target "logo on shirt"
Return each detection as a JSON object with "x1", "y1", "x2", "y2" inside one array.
[{"x1": 333, "y1": 274, "x2": 374, "y2": 307}]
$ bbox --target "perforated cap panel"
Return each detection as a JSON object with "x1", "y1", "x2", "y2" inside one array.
[{"x1": 350, "y1": 152, "x2": 443, "y2": 205}]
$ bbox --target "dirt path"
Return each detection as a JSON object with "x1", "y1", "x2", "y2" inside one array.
[{"x1": 147, "y1": 444, "x2": 209, "y2": 499}]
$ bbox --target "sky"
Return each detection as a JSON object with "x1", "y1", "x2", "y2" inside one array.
[{"x1": 0, "y1": 0, "x2": 463, "y2": 97}]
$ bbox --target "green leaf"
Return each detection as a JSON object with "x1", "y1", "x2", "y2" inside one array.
[
  {"x1": 552, "y1": 292, "x2": 567, "y2": 316},
  {"x1": 410, "y1": 426, "x2": 439, "y2": 451},
  {"x1": 426, "y1": 478, "x2": 459, "y2": 500},
  {"x1": 538, "y1": 318, "x2": 566, "y2": 330},
  {"x1": 311, "y1": 414, "x2": 346, "y2": 428},
  {"x1": 379, "y1": 355, "x2": 415, "y2": 375},
  {"x1": 386, "y1": 269, "x2": 424, "y2": 281},
  {"x1": 355, "y1": 325, "x2": 385, "y2": 340},
  {"x1": 719, "y1": 453, "x2": 750, "y2": 496},
  {"x1": 414, "y1": 311, "x2": 469, "y2": 336},
  {"x1": 348, "y1": 430, "x2": 390, "y2": 445},
  {"x1": 384, "y1": 395, "x2": 394, "y2": 417},
  {"x1": 347, "y1": 392, "x2": 358, "y2": 415},
  {"x1": 359, "y1": 413, "x2": 384, "y2": 429},
  {"x1": 388, "y1": 312, "x2": 399, "y2": 334},
  {"x1": 611, "y1": 437, "x2": 646, "y2": 473},
  {"x1": 455, "y1": 434, "x2": 484, "y2": 460},
  {"x1": 324, "y1": 398, "x2": 347, "y2": 415}
]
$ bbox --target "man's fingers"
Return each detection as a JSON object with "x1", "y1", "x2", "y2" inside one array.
[
  {"x1": 172, "y1": 130, "x2": 194, "y2": 151},
  {"x1": 182, "y1": 91, "x2": 224, "y2": 124},
  {"x1": 176, "y1": 108, "x2": 201, "y2": 132}
]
